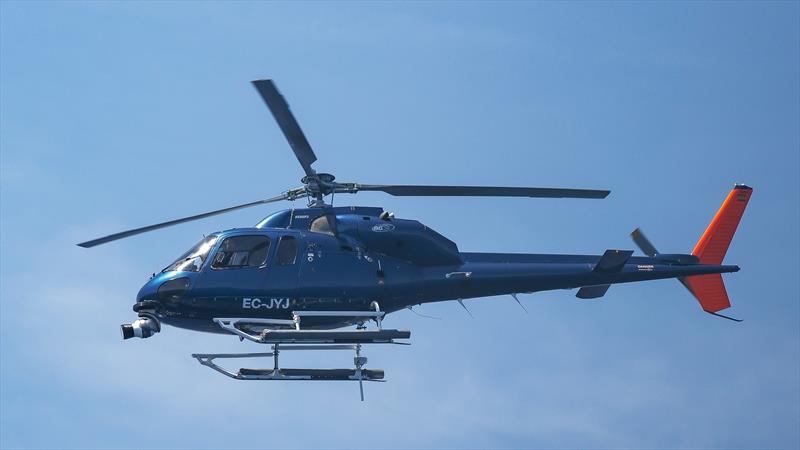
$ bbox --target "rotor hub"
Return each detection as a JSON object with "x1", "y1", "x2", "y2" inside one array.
[
  {"x1": 301, "y1": 173, "x2": 339, "y2": 205},
  {"x1": 301, "y1": 173, "x2": 335, "y2": 184}
]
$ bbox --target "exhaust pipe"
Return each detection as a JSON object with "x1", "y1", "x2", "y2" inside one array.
[{"x1": 121, "y1": 314, "x2": 160, "y2": 340}]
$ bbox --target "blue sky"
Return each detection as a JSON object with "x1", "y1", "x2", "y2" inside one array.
[{"x1": 1, "y1": 2, "x2": 798, "y2": 449}]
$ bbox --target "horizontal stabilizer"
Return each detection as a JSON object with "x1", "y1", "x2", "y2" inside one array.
[
  {"x1": 576, "y1": 285, "x2": 610, "y2": 299},
  {"x1": 594, "y1": 250, "x2": 634, "y2": 272}
]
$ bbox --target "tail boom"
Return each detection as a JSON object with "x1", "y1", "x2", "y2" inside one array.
[{"x1": 426, "y1": 255, "x2": 738, "y2": 302}]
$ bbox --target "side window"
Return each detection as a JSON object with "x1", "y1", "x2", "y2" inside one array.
[
  {"x1": 211, "y1": 235, "x2": 271, "y2": 269},
  {"x1": 276, "y1": 236, "x2": 298, "y2": 265},
  {"x1": 309, "y1": 214, "x2": 336, "y2": 236}
]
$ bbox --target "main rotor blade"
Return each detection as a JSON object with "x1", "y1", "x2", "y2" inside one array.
[
  {"x1": 251, "y1": 79, "x2": 318, "y2": 177},
  {"x1": 77, "y1": 193, "x2": 291, "y2": 248},
  {"x1": 353, "y1": 184, "x2": 610, "y2": 199}
]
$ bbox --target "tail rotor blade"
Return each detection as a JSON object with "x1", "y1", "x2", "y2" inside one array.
[
  {"x1": 352, "y1": 184, "x2": 609, "y2": 199},
  {"x1": 77, "y1": 193, "x2": 292, "y2": 248},
  {"x1": 252, "y1": 80, "x2": 318, "y2": 177},
  {"x1": 630, "y1": 228, "x2": 659, "y2": 257}
]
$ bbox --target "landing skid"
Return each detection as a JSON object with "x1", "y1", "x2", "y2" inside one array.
[
  {"x1": 192, "y1": 305, "x2": 409, "y2": 401},
  {"x1": 192, "y1": 344, "x2": 384, "y2": 400}
]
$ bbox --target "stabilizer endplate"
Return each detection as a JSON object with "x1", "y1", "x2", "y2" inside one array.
[{"x1": 594, "y1": 250, "x2": 634, "y2": 273}]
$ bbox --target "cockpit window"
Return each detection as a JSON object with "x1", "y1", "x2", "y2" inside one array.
[
  {"x1": 309, "y1": 214, "x2": 336, "y2": 236},
  {"x1": 211, "y1": 235, "x2": 271, "y2": 269},
  {"x1": 163, "y1": 235, "x2": 219, "y2": 273}
]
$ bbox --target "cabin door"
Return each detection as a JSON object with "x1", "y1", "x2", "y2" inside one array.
[{"x1": 266, "y1": 234, "x2": 300, "y2": 300}]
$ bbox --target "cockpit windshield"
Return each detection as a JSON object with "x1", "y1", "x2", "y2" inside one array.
[{"x1": 163, "y1": 235, "x2": 219, "y2": 273}]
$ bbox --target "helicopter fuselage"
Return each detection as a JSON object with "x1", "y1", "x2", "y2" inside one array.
[{"x1": 134, "y1": 206, "x2": 738, "y2": 334}]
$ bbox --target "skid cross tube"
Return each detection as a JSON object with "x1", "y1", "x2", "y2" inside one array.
[{"x1": 213, "y1": 318, "x2": 295, "y2": 343}]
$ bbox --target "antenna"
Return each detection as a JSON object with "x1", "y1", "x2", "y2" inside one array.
[
  {"x1": 457, "y1": 299, "x2": 474, "y2": 318},
  {"x1": 510, "y1": 293, "x2": 528, "y2": 313}
]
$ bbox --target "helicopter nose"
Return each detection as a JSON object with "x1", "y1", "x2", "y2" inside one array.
[
  {"x1": 134, "y1": 275, "x2": 193, "y2": 316},
  {"x1": 137, "y1": 274, "x2": 191, "y2": 302},
  {"x1": 136, "y1": 277, "x2": 160, "y2": 302}
]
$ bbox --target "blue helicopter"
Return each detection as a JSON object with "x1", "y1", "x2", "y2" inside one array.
[{"x1": 79, "y1": 80, "x2": 752, "y2": 400}]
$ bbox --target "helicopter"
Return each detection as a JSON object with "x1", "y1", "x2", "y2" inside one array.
[{"x1": 79, "y1": 80, "x2": 752, "y2": 400}]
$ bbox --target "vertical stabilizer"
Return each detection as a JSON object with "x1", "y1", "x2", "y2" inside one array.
[
  {"x1": 691, "y1": 185, "x2": 753, "y2": 265},
  {"x1": 683, "y1": 185, "x2": 752, "y2": 313}
]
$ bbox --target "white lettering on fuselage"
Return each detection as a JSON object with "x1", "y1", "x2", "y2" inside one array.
[
  {"x1": 242, "y1": 298, "x2": 290, "y2": 309},
  {"x1": 371, "y1": 223, "x2": 395, "y2": 232}
]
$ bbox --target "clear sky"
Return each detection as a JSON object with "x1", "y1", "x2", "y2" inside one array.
[{"x1": 1, "y1": 2, "x2": 798, "y2": 449}]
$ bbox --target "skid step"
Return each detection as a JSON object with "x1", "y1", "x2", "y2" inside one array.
[
  {"x1": 212, "y1": 314, "x2": 410, "y2": 344},
  {"x1": 238, "y1": 368, "x2": 385, "y2": 380},
  {"x1": 260, "y1": 329, "x2": 410, "y2": 344}
]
